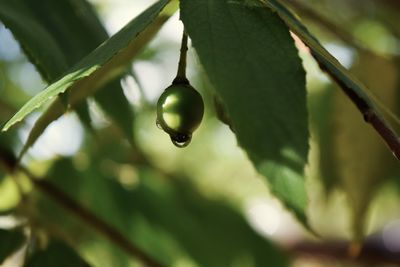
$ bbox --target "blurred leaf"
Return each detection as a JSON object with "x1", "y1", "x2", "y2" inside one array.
[
  {"x1": 0, "y1": 0, "x2": 107, "y2": 82},
  {"x1": 38, "y1": 148, "x2": 289, "y2": 267},
  {"x1": 75, "y1": 103, "x2": 95, "y2": 133},
  {"x1": 181, "y1": 0, "x2": 309, "y2": 225},
  {"x1": 18, "y1": 0, "x2": 134, "y2": 140},
  {"x1": 26, "y1": 240, "x2": 90, "y2": 267},
  {"x1": 310, "y1": 53, "x2": 399, "y2": 239},
  {"x1": 0, "y1": 130, "x2": 19, "y2": 169},
  {"x1": 0, "y1": 0, "x2": 68, "y2": 81},
  {"x1": 333, "y1": 53, "x2": 398, "y2": 239},
  {"x1": 0, "y1": 0, "x2": 148, "y2": 156},
  {"x1": 308, "y1": 86, "x2": 338, "y2": 192},
  {"x1": 0, "y1": 228, "x2": 25, "y2": 264},
  {"x1": 1, "y1": 0, "x2": 174, "y2": 135},
  {"x1": 19, "y1": 0, "x2": 109, "y2": 71},
  {"x1": 260, "y1": 0, "x2": 400, "y2": 238},
  {"x1": 94, "y1": 78, "x2": 134, "y2": 140}
]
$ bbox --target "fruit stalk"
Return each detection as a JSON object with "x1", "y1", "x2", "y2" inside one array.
[{"x1": 174, "y1": 29, "x2": 189, "y2": 84}]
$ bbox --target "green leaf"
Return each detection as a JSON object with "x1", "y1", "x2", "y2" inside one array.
[
  {"x1": 26, "y1": 240, "x2": 90, "y2": 267},
  {"x1": 308, "y1": 86, "x2": 338, "y2": 192},
  {"x1": 262, "y1": 0, "x2": 375, "y2": 118},
  {"x1": 0, "y1": 0, "x2": 107, "y2": 82},
  {"x1": 0, "y1": 228, "x2": 25, "y2": 264},
  {"x1": 94, "y1": 78, "x2": 134, "y2": 140},
  {"x1": 0, "y1": 0, "x2": 68, "y2": 81},
  {"x1": 0, "y1": 0, "x2": 135, "y2": 150},
  {"x1": 332, "y1": 54, "x2": 398, "y2": 239},
  {"x1": 39, "y1": 156, "x2": 289, "y2": 267},
  {"x1": 181, "y1": 0, "x2": 309, "y2": 224},
  {"x1": 1, "y1": 0, "x2": 174, "y2": 132},
  {"x1": 20, "y1": 0, "x2": 135, "y2": 139},
  {"x1": 262, "y1": 0, "x2": 400, "y2": 239}
]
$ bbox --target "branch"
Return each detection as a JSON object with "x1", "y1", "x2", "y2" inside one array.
[
  {"x1": 312, "y1": 53, "x2": 400, "y2": 160},
  {"x1": 290, "y1": 239, "x2": 400, "y2": 265},
  {"x1": 378, "y1": 0, "x2": 400, "y2": 10},
  {"x1": 0, "y1": 150, "x2": 165, "y2": 267},
  {"x1": 271, "y1": 0, "x2": 400, "y2": 160}
]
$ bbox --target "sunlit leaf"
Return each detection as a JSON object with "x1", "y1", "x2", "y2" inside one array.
[
  {"x1": 265, "y1": 0, "x2": 400, "y2": 238},
  {"x1": 0, "y1": 0, "x2": 68, "y2": 81},
  {"x1": 0, "y1": 0, "x2": 136, "y2": 153},
  {"x1": 181, "y1": 0, "x2": 309, "y2": 225},
  {"x1": 1, "y1": 0, "x2": 174, "y2": 133}
]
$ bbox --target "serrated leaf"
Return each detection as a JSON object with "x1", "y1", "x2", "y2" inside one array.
[
  {"x1": 26, "y1": 240, "x2": 90, "y2": 267},
  {"x1": 1, "y1": 0, "x2": 174, "y2": 133},
  {"x1": 262, "y1": 0, "x2": 400, "y2": 239},
  {"x1": 0, "y1": 0, "x2": 68, "y2": 81},
  {"x1": 22, "y1": 0, "x2": 135, "y2": 139},
  {"x1": 0, "y1": 0, "x2": 136, "y2": 150},
  {"x1": 0, "y1": 0, "x2": 106, "y2": 82},
  {"x1": 181, "y1": 0, "x2": 309, "y2": 225},
  {"x1": 261, "y1": 0, "x2": 379, "y2": 128},
  {"x1": 0, "y1": 228, "x2": 25, "y2": 264}
]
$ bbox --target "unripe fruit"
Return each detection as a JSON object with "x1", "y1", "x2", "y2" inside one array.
[{"x1": 156, "y1": 83, "x2": 204, "y2": 147}]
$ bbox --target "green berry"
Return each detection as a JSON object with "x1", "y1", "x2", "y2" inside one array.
[{"x1": 156, "y1": 83, "x2": 204, "y2": 147}]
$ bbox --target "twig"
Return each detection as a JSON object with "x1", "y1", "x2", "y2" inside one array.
[
  {"x1": 263, "y1": 0, "x2": 400, "y2": 160},
  {"x1": 0, "y1": 149, "x2": 165, "y2": 267},
  {"x1": 173, "y1": 30, "x2": 189, "y2": 85},
  {"x1": 20, "y1": 167, "x2": 165, "y2": 267},
  {"x1": 290, "y1": 239, "x2": 400, "y2": 265},
  {"x1": 313, "y1": 54, "x2": 400, "y2": 160},
  {"x1": 379, "y1": 0, "x2": 400, "y2": 10}
]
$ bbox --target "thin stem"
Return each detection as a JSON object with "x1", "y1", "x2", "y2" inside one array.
[
  {"x1": 265, "y1": 0, "x2": 400, "y2": 161},
  {"x1": 173, "y1": 30, "x2": 189, "y2": 85},
  {"x1": 289, "y1": 239, "x2": 400, "y2": 265},
  {"x1": 313, "y1": 54, "x2": 400, "y2": 160},
  {"x1": 379, "y1": 0, "x2": 400, "y2": 10}
]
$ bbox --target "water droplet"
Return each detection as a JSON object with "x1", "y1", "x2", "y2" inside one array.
[
  {"x1": 156, "y1": 119, "x2": 162, "y2": 130},
  {"x1": 170, "y1": 133, "x2": 191, "y2": 148}
]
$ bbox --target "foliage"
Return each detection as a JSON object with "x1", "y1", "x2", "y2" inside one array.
[
  {"x1": 0, "y1": 228, "x2": 25, "y2": 264},
  {"x1": 0, "y1": 0, "x2": 399, "y2": 266}
]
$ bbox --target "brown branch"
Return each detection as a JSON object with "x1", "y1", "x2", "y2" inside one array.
[
  {"x1": 24, "y1": 172, "x2": 165, "y2": 267},
  {"x1": 267, "y1": 1, "x2": 400, "y2": 160},
  {"x1": 0, "y1": 149, "x2": 165, "y2": 267},
  {"x1": 311, "y1": 52, "x2": 400, "y2": 160},
  {"x1": 290, "y1": 239, "x2": 400, "y2": 265},
  {"x1": 377, "y1": 0, "x2": 400, "y2": 10}
]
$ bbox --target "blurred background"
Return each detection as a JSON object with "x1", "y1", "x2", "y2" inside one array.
[{"x1": 1, "y1": 0, "x2": 400, "y2": 266}]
